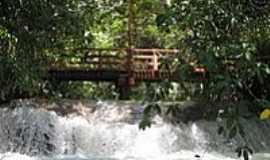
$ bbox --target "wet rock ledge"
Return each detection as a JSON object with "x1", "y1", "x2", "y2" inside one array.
[{"x1": 0, "y1": 99, "x2": 220, "y2": 123}]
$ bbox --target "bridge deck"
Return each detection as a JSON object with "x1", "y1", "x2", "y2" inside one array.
[{"x1": 48, "y1": 69, "x2": 176, "y2": 82}]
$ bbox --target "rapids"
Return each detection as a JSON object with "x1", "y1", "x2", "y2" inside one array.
[{"x1": 0, "y1": 99, "x2": 270, "y2": 160}]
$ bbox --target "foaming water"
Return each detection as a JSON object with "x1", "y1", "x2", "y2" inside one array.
[{"x1": 0, "y1": 100, "x2": 270, "y2": 160}]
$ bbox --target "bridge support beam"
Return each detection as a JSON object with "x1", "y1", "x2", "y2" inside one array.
[
  {"x1": 118, "y1": 85, "x2": 131, "y2": 100},
  {"x1": 117, "y1": 74, "x2": 135, "y2": 100}
]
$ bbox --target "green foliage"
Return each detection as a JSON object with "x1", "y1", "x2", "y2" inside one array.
[
  {"x1": 166, "y1": 0, "x2": 270, "y2": 103},
  {"x1": 1, "y1": 0, "x2": 270, "y2": 107},
  {"x1": 139, "y1": 114, "x2": 152, "y2": 130},
  {"x1": 0, "y1": 0, "x2": 96, "y2": 102},
  {"x1": 42, "y1": 81, "x2": 118, "y2": 100},
  {"x1": 139, "y1": 102, "x2": 161, "y2": 130},
  {"x1": 235, "y1": 146, "x2": 253, "y2": 160},
  {"x1": 215, "y1": 101, "x2": 259, "y2": 159},
  {"x1": 217, "y1": 101, "x2": 254, "y2": 138}
]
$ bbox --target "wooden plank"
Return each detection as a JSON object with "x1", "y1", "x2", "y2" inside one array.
[
  {"x1": 63, "y1": 48, "x2": 127, "y2": 52},
  {"x1": 58, "y1": 48, "x2": 179, "y2": 55},
  {"x1": 133, "y1": 55, "x2": 155, "y2": 59},
  {"x1": 85, "y1": 54, "x2": 126, "y2": 59},
  {"x1": 132, "y1": 48, "x2": 179, "y2": 53},
  {"x1": 84, "y1": 58, "x2": 125, "y2": 63},
  {"x1": 47, "y1": 69, "x2": 125, "y2": 81}
]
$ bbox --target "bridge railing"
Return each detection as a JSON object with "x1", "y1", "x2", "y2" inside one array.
[
  {"x1": 132, "y1": 49, "x2": 178, "y2": 71},
  {"x1": 49, "y1": 48, "x2": 126, "y2": 70},
  {"x1": 49, "y1": 48, "x2": 179, "y2": 74},
  {"x1": 82, "y1": 48, "x2": 127, "y2": 71}
]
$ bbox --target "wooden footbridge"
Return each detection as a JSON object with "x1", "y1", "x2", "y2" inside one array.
[
  {"x1": 46, "y1": 0, "x2": 206, "y2": 99},
  {"x1": 47, "y1": 48, "x2": 206, "y2": 98},
  {"x1": 48, "y1": 48, "x2": 178, "y2": 82}
]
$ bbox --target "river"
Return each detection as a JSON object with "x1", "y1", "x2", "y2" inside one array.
[{"x1": 0, "y1": 99, "x2": 270, "y2": 160}]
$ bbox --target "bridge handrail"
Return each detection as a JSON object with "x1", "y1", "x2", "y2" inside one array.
[{"x1": 49, "y1": 48, "x2": 180, "y2": 72}]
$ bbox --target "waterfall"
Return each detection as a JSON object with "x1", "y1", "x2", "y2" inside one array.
[{"x1": 0, "y1": 99, "x2": 270, "y2": 160}]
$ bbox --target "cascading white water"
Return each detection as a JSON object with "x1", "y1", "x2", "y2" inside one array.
[{"x1": 0, "y1": 100, "x2": 270, "y2": 160}]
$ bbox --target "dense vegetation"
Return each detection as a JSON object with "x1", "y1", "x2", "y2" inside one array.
[
  {"x1": 0, "y1": 0, "x2": 96, "y2": 100},
  {"x1": 1, "y1": 0, "x2": 269, "y2": 107},
  {"x1": 1, "y1": 0, "x2": 270, "y2": 159},
  {"x1": 1, "y1": 0, "x2": 269, "y2": 112}
]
